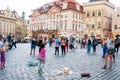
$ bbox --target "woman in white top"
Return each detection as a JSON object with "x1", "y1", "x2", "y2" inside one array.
[{"x1": 102, "y1": 33, "x2": 115, "y2": 69}]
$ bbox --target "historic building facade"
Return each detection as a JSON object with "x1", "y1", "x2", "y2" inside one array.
[
  {"x1": 82, "y1": 0, "x2": 115, "y2": 38},
  {"x1": 0, "y1": 8, "x2": 16, "y2": 37},
  {"x1": 15, "y1": 16, "x2": 28, "y2": 38},
  {"x1": 0, "y1": 8, "x2": 27, "y2": 38},
  {"x1": 29, "y1": 0, "x2": 84, "y2": 38},
  {"x1": 112, "y1": 7, "x2": 120, "y2": 36}
]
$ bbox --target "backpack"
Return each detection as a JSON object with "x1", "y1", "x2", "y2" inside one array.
[
  {"x1": 88, "y1": 39, "x2": 91, "y2": 44},
  {"x1": 93, "y1": 39, "x2": 98, "y2": 46},
  {"x1": 115, "y1": 38, "x2": 120, "y2": 45}
]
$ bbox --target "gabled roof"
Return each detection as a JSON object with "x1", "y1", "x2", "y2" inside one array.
[{"x1": 29, "y1": 0, "x2": 83, "y2": 17}]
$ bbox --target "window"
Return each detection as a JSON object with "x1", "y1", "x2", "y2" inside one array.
[
  {"x1": 114, "y1": 25, "x2": 117, "y2": 29},
  {"x1": 92, "y1": 24, "x2": 94, "y2": 29},
  {"x1": 98, "y1": 22, "x2": 100, "y2": 29},
  {"x1": 79, "y1": 14, "x2": 80, "y2": 19},
  {"x1": 65, "y1": 24, "x2": 67, "y2": 30},
  {"x1": 98, "y1": 10, "x2": 101, "y2": 16},
  {"x1": 73, "y1": 13, "x2": 74, "y2": 18},
  {"x1": 65, "y1": 14, "x2": 67, "y2": 18},
  {"x1": 76, "y1": 14, "x2": 77, "y2": 19},
  {"x1": 81, "y1": 16, "x2": 83, "y2": 20},
  {"x1": 87, "y1": 12, "x2": 89, "y2": 17},
  {"x1": 79, "y1": 25, "x2": 80, "y2": 30},
  {"x1": 117, "y1": 14, "x2": 119, "y2": 17},
  {"x1": 53, "y1": 14, "x2": 55, "y2": 19},
  {"x1": 72, "y1": 24, "x2": 74, "y2": 30},
  {"x1": 75, "y1": 24, "x2": 77, "y2": 31},
  {"x1": 92, "y1": 11, "x2": 95, "y2": 17},
  {"x1": 61, "y1": 24, "x2": 63, "y2": 30},
  {"x1": 4, "y1": 23, "x2": 6, "y2": 27},
  {"x1": 61, "y1": 15, "x2": 63, "y2": 18}
]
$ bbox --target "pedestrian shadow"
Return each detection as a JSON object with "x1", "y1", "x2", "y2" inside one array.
[
  {"x1": 54, "y1": 55, "x2": 66, "y2": 58},
  {"x1": 38, "y1": 73, "x2": 45, "y2": 80}
]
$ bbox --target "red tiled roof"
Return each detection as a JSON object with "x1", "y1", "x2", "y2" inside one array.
[
  {"x1": 67, "y1": 2, "x2": 76, "y2": 10},
  {"x1": 29, "y1": 0, "x2": 83, "y2": 17},
  {"x1": 56, "y1": 0, "x2": 83, "y2": 12},
  {"x1": 29, "y1": 15, "x2": 32, "y2": 17}
]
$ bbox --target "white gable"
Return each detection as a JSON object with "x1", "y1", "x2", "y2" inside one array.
[
  {"x1": 62, "y1": 2, "x2": 68, "y2": 9},
  {"x1": 48, "y1": 6, "x2": 60, "y2": 14},
  {"x1": 76, "y1": 4, "x2": 80, "y2": 11}
]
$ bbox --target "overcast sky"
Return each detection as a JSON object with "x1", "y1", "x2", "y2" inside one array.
[{"x1": 0, "y1": 0, "x2": 119, "y2": 20}]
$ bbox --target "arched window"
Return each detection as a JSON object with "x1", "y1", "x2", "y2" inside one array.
[
  {"x1": 87, "y1": 12, "x2": 89, "y2": 17},
  {"x1": 98, "y1": 10, "x2": 101, "y2": 16},
  {"x1": 92, "y1": 24, "x2": 94, "y2": 29},
  {"x1": 92, "y1": 11, "x2": 95, "y2": 17},
  {"x1": 98, "y1": 22, "x2": 100, "y2": 29}
]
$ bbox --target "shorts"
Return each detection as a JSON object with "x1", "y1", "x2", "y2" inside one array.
[
  {"x1": 107, "y1": 49, "x2": 115, "y2": 54},
  {"x1": 31, "y1": 44, "x2": 36, "y2": 49}
]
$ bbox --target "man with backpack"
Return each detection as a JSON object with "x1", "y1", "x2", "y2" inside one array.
[
  {"x1": 92, "y1": 36, "x2": 98, "y2": 53},
  {"x1": 115, "y1": 35, "x2": 120, "y2": 54}
]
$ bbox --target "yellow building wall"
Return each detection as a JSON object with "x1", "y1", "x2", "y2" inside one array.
[{"x1": 83, "y1": 1, "x2": 115, "y2": 38}]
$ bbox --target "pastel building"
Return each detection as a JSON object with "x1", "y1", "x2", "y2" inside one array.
[
  {"x1": 0, "y1": 8, "x2": 16, "y2": 37},
  {"x1": 112, "y1": 7, "x2": 120, "y2": 36},
  {"x1": 83, "y1": 0, "x2": 115, "y2": 38},
  {"x1": 0, "y1": 8, "x2": 27, "y2": 38},
  {"x1": 29, "y1": 0, "x2": 84, "y2": 38}
]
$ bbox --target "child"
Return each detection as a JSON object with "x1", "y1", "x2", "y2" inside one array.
[
  {"x1": 0, "y1": 34, "x2": 5, "y2": 69},
  {"x1": 37, "y1": 44, "x2": 46, "y2": 73},
  {"x1": 4, "y1": 39, "x2": 9, "y2": 52}
]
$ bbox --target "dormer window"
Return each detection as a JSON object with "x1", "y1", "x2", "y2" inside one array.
[
  {"x1": 76, "y1": 4, "x2": 80, "y2": 11},
  {"x1": 62, "y1": 2, "x2": 68, "y2": 9}
]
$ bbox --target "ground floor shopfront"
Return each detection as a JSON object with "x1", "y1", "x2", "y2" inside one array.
[{"x1": 32, "y1": 30, "x2": 58, "y2": 39}]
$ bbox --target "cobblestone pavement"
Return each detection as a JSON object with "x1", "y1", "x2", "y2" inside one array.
[{"x1": 0, "y1": 43, "x2": 120, "y2": 80}]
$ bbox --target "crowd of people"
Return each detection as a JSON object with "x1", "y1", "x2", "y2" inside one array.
[
  {"x1": 29, "y1": 33, "x2": 120, "y2": 73},
  {"x1": 0, "y1": 33, "x2": 120, "y2": 73}
]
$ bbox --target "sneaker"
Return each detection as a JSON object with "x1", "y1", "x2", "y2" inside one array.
[
  {"x1": 38, "y1": 68, "x2": 43, "y2": 73},
  {"x1": 0, "y1": 66, "x2": 5, "y2": 69}
]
